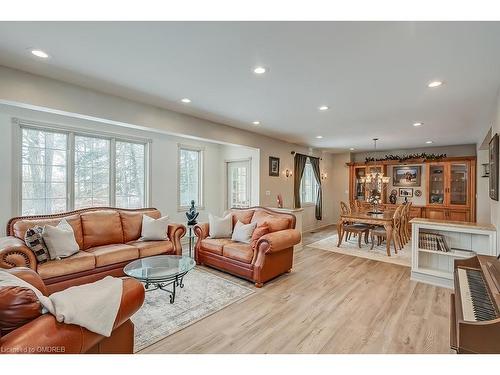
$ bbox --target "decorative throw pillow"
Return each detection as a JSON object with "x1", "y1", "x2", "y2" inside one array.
[
  {"x1": 251, "y1": 223, "x2": 271, "y2": 250},
  {"x1": 24, "y1": 226, "x2": 49, "y2": 264},
  {"x1": 141, "y1": 215, "x2": 169, "y2": 241},
  {"x1": 208, "y1": 213, "x2": 233, "y2": 238},
  {"x1": 231, "y1": 220, "x2": 257, "y2": 244},
  {"x1": 42, "y1": 219, "x2": 80, "y2": 260}
]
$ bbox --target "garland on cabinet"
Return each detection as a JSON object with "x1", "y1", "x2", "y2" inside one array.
[{"x1": 364, "y1": 153, "x2": 447, "y2": 163}]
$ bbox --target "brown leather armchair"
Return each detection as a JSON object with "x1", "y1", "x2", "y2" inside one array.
[
  {"x1": 194, "y1": 207, "x2": 301, "y2": 287},
  {"x1": 0, "y1": 268, "x2": 145, "y2": 354}
]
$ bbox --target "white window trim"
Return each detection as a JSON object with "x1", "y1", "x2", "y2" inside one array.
[
  {"x1": 177, "y1": 143, "x2": 204, "y2": 212},
  {"x1": 13, "y1": 118, "x2": 152, "y2": 215},
  {"x1": 224, "y1": 157, "x2": 252, "y2": 210}
]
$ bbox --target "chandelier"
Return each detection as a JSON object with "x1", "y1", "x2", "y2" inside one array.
[{"x1": 359, "y1": 138, "x2": 390, "y2": 214}]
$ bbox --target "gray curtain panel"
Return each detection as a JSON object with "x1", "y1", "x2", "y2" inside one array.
[
  {"x1": 293, "y1": 153, "x2": 308, "y2": 208},
  {"x1": 309, "y1": 156, "x2": 323, "y2": 220}
]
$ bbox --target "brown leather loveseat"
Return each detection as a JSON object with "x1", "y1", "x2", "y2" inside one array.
[
  {"x1": 0, "y1": 267, "x2": 144, "y2": 354},
  {"x1": 194, "y1": 207, "x2": 301, "y2": 287},
  {"x1": 0, "y1": 207, "x2": 186, "y2": 293}
]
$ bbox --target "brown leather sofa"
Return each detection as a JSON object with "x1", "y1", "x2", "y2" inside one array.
[
  {"x1": 0, "y1": 207, "x2": 186, "y2": 293},
  {"x1": 194, "y1": 207, "x2": 301, "y2": 287},
  {"x1": 0, "y1": 267, "x2": 144, "y2": 354}
]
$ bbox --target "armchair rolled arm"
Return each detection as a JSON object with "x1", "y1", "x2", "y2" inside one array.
[
  {"x1": 0, "y1": 277, "x2": 145, "y2": 354},
  {"x1": 2, "y1": 267, "x2": 48, "y2": 296},
  {"x1": 167, "y1": 223, "x2": 186, "y2": 255},
  {"x1": 0, "y1": 236, "x2": 37, "y2": 271},
  {"x1": 255, "y1": 229, "x2": 301, "y2": 254},
  {"x1": 193, "y1": 223, "x2": 209, "y2": 264},
  {"x1": 193, "y1": 222, "x2": 209, "y2": 240}
]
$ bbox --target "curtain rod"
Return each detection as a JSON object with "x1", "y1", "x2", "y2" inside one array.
[{"x1": 290, "y1": 151, "x2": 322, "y2": 161}]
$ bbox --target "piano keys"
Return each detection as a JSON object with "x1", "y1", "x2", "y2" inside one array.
[{"x1": 451, "y1": 255, "x2": 500, "y2": 353}]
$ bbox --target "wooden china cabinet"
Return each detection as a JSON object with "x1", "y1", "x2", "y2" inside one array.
[
  {"x1": 347, "y1": 157, "x2": 476, "y2": 222},
  {"x1": 425, "y1": 160, "x2": 474, "y2": 222},
  {"x1": 352, "y1": 164, "x2": 387, "y2": 202}
]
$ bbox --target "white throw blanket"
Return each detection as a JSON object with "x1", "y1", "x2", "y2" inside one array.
[{"x1": 0, "y1": 270, "x2": 123, "y2": 337}]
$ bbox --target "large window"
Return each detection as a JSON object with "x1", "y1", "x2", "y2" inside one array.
[
  {"x1": 19, "y1": 124, "x2": 149, "y2": 215},
  {"x1": 178, "y1": 146, "x2": 203, "y2": 209},
  {"x1": 300, "y1": 159, "x2": 319, "y2": 204},
  {"x1": 116, "y1": 141, "x2": 146, "y2": 209},
  {"x1": 74, "y1": 135, "x2": 110, "y2": 209},
  {"x1": 21, "y1": 128, "x2": 68, "y2": 215}
]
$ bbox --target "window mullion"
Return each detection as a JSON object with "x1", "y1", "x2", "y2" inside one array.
[
  {"x1": 110, "y1": 138, "x2": 116, "y2": 207},
  {"x1": 68, "y1": 132, "x2": 75, "y2": 211}
]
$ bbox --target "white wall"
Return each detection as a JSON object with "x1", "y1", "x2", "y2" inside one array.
[
  {"x1": 476, "y1": 148, "x2": 491, "y2": 224},
  {"x1": 352, "y1": 144, "x2": 477, "y2": 162},
  {"x1": 491, "y1": 90, "x2": 500, "y2": 251},
  {"x1": 329, "y1": 152, "x2": 351, "y2": 223},
  {"x1": 0, "y1": 105, "x2": 227, "y2": 232},
  {"x1": 219, "y1": 144, "x2": 260, "y2": 209},
  {"x1": 0, "y1": 66, "x2": 337, "y2": 233}
]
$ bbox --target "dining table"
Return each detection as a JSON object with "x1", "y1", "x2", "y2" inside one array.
[{"x1": 337, "y1": 209, "x2": 396, "y2": 256}]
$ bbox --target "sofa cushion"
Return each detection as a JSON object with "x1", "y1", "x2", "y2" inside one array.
[
  {"x1": 85, "y1": 244, "x2": 138, "y2": 268},
  {"x1": 251, "y1": 223, "x2": 270, "y2": 249},
  {"x1": 230, "y1": 210, "x2": 254, "y2": 227},
  {"x1": 208, "y1": 213, "x2": 233, "y2": 238},
  {"x1": 251, "y1": 211, "x2": 291, "y2": 233},
  {"x1": 222, "y1": 242, "x2": 254, "y2": 264},
  {"x1": 13, "y1": 214, "x2": 84, "y2": 249},
  {"x1": 24, "y1": 225, "x2": 50, "y2": 263},
  {"x1": 120, "y1": 209, "x2": 161, "y2": 243},
  {"x1": 37, "y1": 251, "x2": 96, "y2": 279},
  {"x1": 81, "y1": 210, "x2": 124, "y2": 249},
  {"x1": 127, "y1": 240, "x2": 174, "y2": 258},
  {"x1": 42, "y1": 219, "x2": 80, "y2": 260},
  {"x1": 200, "y1": 238, "x2": 233, "y2": 255}
]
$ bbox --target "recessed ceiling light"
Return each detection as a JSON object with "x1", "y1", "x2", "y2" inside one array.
[
  {"x1": 413, "y1": 122, "x2": 423, "y2": 127},
  {"x1": 253, "y1": 66, "x2": 266, "y2": 74},
  {"x1": 350, "y1": 147, "x2": 355, "y2": 151},
  {"x1": 31, "y1": 49, "x2": 49, "y2": 58},
  {"x1": 252, "y1": 121, "x2": 261, "y2": 125},
  {"x1": 316, "y1": 135, "x2": 323, "y2": 139},
  {"x1": 426, "y1": 140, "x2": 433, "y2": 144},
  {"x1": 318, "y1": 105, "x2": 329, "y2": 111},
  {"x1": 427, "y1": 80, "x2": 443, "y2": 88},
  {"x1": 180, "y1": 98, "x2": 191, "y2": 103}
]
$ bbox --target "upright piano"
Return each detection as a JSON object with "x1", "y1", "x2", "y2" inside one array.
[{"x1": 451, "y1": 255, "x2": 500, "y2": 353}]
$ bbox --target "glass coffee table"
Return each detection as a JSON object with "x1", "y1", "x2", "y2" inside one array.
[{"x1": 124, "y1": 255, "x2": 196, "y2": 303}]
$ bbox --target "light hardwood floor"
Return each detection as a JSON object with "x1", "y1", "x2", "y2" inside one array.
[{"x1": 140, "y1": 225, "x2": 453, "y2": 354}]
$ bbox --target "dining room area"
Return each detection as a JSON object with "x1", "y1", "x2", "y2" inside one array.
[
  {"x1": 308, "y1": 146, "x2": 478, "y2": 269},
  {"x1": 336, "y1": 200, "x2": 412, "y2": 257}
]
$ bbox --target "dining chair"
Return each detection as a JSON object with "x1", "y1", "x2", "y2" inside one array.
[
  {"x1": 340, "y1": 201, "x2": 370, "y2": 248},
  {"x1": 370, "y1": 204, "x2": 404, "y2": 254},
  {"x1": 400, "y1": 202, "x2": 412, "y2": 246}
]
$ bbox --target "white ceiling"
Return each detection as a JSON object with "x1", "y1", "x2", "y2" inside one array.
[{"x1": 0, "y1": 21, "x2": 499, "y2": 152}]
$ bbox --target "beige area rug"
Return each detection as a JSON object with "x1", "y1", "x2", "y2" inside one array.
[
  {"x1": 132, "y1": 267, "x2": 254, "y2": 352},
  {"x1": 307, "y1": 234, "x2": 412, "y2": 267}
]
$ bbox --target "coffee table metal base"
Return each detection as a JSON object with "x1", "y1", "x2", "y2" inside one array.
[{"x1": 143, "y1": 271, "x2": 188, "y2": 304}]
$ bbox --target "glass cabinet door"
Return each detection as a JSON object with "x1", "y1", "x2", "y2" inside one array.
[
  {"x1": 354, "y1": 167, "x2": 366, "y2": 201},
  {"x1": 449, "y1": 163, "x2": 468, "y2": 205},
  {"x1": 367, "y1": 166, "x2": 383, "y2": 198},
  {"x1": 428, "y1": 164, "x2": 445, "y2": 205}
]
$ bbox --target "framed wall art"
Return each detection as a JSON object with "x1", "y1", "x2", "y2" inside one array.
[
  {"x1": 398, "y1": 187, "x2": 414, "y2": 197},
  {"x1": 392, "y1": 166, "x2": 421, "y2": 187},
  {"x1": 269, "y1": 156, "x2": 280, "y2": 177}
]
